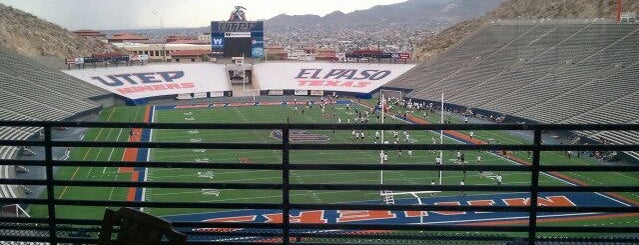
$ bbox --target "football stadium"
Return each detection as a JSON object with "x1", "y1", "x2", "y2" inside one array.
[{"x1": 0, "y1": 1, "x2": 638, "y2": 244}]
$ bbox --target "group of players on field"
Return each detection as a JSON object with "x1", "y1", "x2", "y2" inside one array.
[{"x1": 289, "y1": 96, "x2": 505, "y2": 188}]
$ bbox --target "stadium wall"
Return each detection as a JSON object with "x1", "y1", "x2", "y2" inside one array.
[{"x1": 89, "y1": 94, "x2": 117, "y2": 108}]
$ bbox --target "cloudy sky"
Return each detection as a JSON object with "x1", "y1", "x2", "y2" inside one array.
[{"x1": 0, "y1": 0, "x2": 408, "y2": 30}]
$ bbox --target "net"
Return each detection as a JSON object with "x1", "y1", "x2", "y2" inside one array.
[
  {"x1": 380, "y1": 90, "x2": 403, "y2": 100},
  {"x1": 380, "y1": 89, "x2": 403, "y2": 101}
]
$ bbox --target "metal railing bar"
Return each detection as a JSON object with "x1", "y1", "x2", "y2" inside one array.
[
  {"x1": 52, "y1": 200, "x2": 282, "y2": 209},
  {"x1": 539, "y1": 186, "x2": 639, "y2": 192},
  {"x1": 170, "y1": 222, "x2": 283, "y2": 229},
  {"x1": 535, "y1": 226, "x2": 639, "y2": 233},
  {"x1": 0, "y1": 140, "x2": 634, "y2": 151},
  {"x1": 539, "y1": 145, "x2": 639, "y2": 151},
  {"x1": 0, "y1": 179, "x2": 284, "y2": 189},
  {"x1": 282, "y1": 127, "x2": 291, "y2": 245},
  {"x1": 1, "y1": 121, "x2": 636, "y2": 131},
  {"x1": 0, "y1": 159, "x2": 46, "y2": 166},
  {"x1": 44, "y1": 126, "x2": 58, "y2": 245},
  {"x1": 288, "y1": 223, "x2": 530, "y2": 232},
  {"x1": 175, "y1": 231, "x2": 514, "y2": 242},
  {"x1": 0, "y1": 198, "x2": 48, "y2": 205},
  {"x1": 289, "y1": 204, "x2": 639, "y2": 213},
  {"x1": 528, "y1": 128, "x2": 542, "y2": 245},
  {"x1": 0, "y1": 217, "x2": 50, "y2": 223},
  {"x1": 538, "y1": 165, "x2": 639, "y2": 172},
  {"x1": 54, "y1": 180, "x2": 283, "y2": 189},
  {"x1": 290, "y1": 204, "x2": 531, "y2": 212},
  {"x1": 3, "y1": 160, "x2": 637, "y2": 172},
  {"x1": 289, "y1": 144, "x2": 536, "y2": 151},
  {"x1": 51, "y1": 160, "x2": 283, "y2": 170},
  {"x1": 289, "y1": 184, "x2": 532, "y2": 191},
  {"x1": 0, "y1": 236, "x2": 52, "y2": 243},
  {"x1": 278, "y1": 232, "x2": 515, "y2": 241},
  {"x1": 50, "y1": 141, "x2": 285, "y2": 150},
  {"x1": 289, "y1": 164, "x2": 532, "y2": 171}
]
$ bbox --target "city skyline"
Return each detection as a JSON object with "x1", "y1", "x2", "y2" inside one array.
[{"x1": 0, "y1": 0, "x2": 408, "y2": 30}]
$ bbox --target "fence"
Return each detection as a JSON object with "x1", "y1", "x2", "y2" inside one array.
[{"x1": 0, "y1": 121, "x2": 638, "y2": 244}]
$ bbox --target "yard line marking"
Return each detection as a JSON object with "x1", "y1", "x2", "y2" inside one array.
[
  {"x1": 107, "y1": 174, "x2": 120, "y2": 201},
  {"x1": 614, "y1": 172, "x2": 639, "y2": 183},
  {"x1": 58, "y1": 107, "x2": 117, "y2": 200},
  {"x1": 104, "y1": 128, "x2": 125, "y2": 174},
  {"x1": 141, "y1": 105, "x2": 156, "y2": 213},
  {"x1": 86, "y1": 127, "x2": 116, "y2": 178}
]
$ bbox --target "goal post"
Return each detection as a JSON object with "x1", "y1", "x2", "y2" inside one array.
[
  {"x1": 1, "y1": 204, "x2": 30, "y2": 218},
  {"x1": 379, "y1": 89, "x2": 404, "y2": 102}
]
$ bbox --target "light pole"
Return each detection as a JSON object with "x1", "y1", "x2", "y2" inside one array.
[{"x1": 153, "y1": 11, "x2": 166, "y2": 62}]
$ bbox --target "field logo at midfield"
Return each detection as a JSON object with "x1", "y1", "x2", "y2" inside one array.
[{"x1": 271, "y1": 130, "x2": 330, "y2": 143}]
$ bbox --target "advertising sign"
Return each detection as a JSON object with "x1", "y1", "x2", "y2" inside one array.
[
  {"x1": 251, "y1": 47, "x2": 264, "y2": 58},
  {"x1": 294, "y1": 90, "x2": 308, "y2": 96},
  {"x1": 310, "y1": 90, "x2": 324, "y2": 96},
  {"x1": 224, "y1": 32, "x2": 252, "y2": 38},
  {"x1": 212, "y1": 38, "x2": 224, "y2": 48},
  {"x1": 254, "y1": 63, "x2": 415, "y2": 93},
  {"x1": 211, "y1": 21, "x2": 264, "y2": 58},
  {"x1": 211, "y1": 21, "x2": 264, "y2": 33},
  {"x1": 268, "y1": 90, "x2": 284, "y2": 96},
  {"x1": 209, "y1": 91, "x2": 225, "y2": 97},
  {"x1": 63, "y1": 64, "x2": 231, "y2": 100},
  {"x1": 193, "y1": 92, "x2": 208, "y2": 99}
]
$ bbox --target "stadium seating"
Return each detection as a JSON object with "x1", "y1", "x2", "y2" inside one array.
[
  {"x1": 386, "y1": 21, "x2": 639, "y2": 159},
  {"x1": 0, "y1": 46, "x2": 108, "y2": 100},
  {"x1": 0, "y1": 222, "x2": 49, "y2": 245},
  {"x1": 0, "y1": 47, "x2": 107, "y2": 203}
]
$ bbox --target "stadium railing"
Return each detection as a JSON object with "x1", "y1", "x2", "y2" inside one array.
[{"x1": 0, "y1": 121, "x2": 637, "y2": 245}]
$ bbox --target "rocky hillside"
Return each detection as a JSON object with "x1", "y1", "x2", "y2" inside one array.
[
  {"x1": 415, "y1": 0, "x2": 639, "y2": 60},
  {"x1": 266, "y1": 0, "x2": 506, "y2": 27},
  {"x1": 0, "y1": 3, "x2": 119, "y2": 59}
]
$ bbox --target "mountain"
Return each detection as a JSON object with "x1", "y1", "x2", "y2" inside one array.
[
  {"x1": 265, "y1": 0, "x2": 507, "y2": 27},
  {"x1": 415, "y1": 0, "x2": 639, "y2": 60},
  {"x1": 0, "y1": 3, "x2": 120, "y2": 61}
]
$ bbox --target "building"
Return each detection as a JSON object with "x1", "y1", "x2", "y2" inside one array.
[
  {"x1": 112, "y1": 42, "x2": 211, "y2": 62},
  {"x1": 313, "y1": 48, "x2": 338, "y2": 61},
  {"x1": 265, "y1": 47, "x2": 287, "y2": 60},
  {"x1": 621, "y1": 12, "x2": 637, "y2": 23},
  {"x1": 198, "y1": 33, "x2": 211, "y2": 43},
  {"x1": 72, "y1": 29, "x2": 106, "y2": 38},
  {"x1": 168, "y1": 50, "x2": 211, "y2": 63},
  {"x1": 166, "y1": 35, "x2": 198, "y2": 43},
  {"x1": 107, "y1": 33, "x2": 150, "y2": 43}
]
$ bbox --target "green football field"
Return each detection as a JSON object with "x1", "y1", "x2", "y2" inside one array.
[{"x1": 28, "y1": 100, "x2": 639, "y2": 235}]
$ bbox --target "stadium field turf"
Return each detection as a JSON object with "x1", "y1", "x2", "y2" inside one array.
[{"x1": 28, "y1": 101, "x2": 639, "y2": 235}]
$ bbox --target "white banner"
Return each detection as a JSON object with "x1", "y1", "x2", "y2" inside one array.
[
  {"x1": 193, "y1": 92, "x2": 207, "y2": 99},
  {"x1": 225, "y1": 32, "x2": 251, "y2": 38},
  {"x1": 177, "y1": 94, "x2": 192, "y2": 100},
  {"x1": 294, "y1": 90, "x2": 308, "y2": 96},
  {"x1": 268, "y1": 90, "x2": 284, "y2": 96},
  {"x1": 310, "y1": 90, "x2": 324, "y2": 96},
  {"x1": 63, "y1": 63, "x2": 231, "y2": 100},
  {"x1": 253, "y1": 62, "x2": 415, "y2": 94},
  {"x1": 209, "y1": 91, "x2": 225, "y2": 97},
  {"x1": 131, "y1": 54, "x2": 149, "y2": 61}
]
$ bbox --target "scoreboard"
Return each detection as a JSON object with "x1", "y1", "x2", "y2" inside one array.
[{"x1": 211, "y1": 21, "x2": 264, "y2": 58}]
